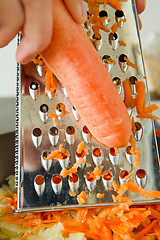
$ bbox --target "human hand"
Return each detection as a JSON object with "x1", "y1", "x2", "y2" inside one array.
[
  {"x1": 0, "y1": 0, "x2": 87, "y2": 64},
  {"x1": 135, "y1": 0, "x2": 146, "y2": 29}
]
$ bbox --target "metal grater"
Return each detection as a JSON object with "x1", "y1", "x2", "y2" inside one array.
[{"x1": 15, "y1": 0, "x2": 160, "y2": 213}]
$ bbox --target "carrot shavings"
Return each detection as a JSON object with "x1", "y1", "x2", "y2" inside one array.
[
  {"x1": 111, "y1": 18, "x2": 126, "y2": 33},
  {"x1": 118, "y1": 39, "x2": 127, "y2": 46},
  {"x1": 77, "y1": 141, "x2": 89, "y2": 155},
  {"x1": 124, "y1": 57, "x2": 138, "y2": 69},
  {"x1": 44, "y1": 66, "x2": 58, "y2": 93},
  {"x1": 133, "y1": 147, "x2": 141, "y2": 168},
  {"x1": 21, "y1": 232, "x2": 32, "y2": 240},
  {"x1": 113, "y1": 182, "x2": 128, "y2": 202},
  {"x1": 77, "y1": 191, "x2": 89, "y2": 205},
  {"x1": 97, "y1": 193, "x2": 105, "y2": 198},
  {"x1": 46, "y1": 146, "x2": 69, "y2": 161},
  {"x1": 150, "y1": 191, "x2": 160, "y2": 199},
  {"x1": 135, "y1": 219, "x2": 158, "y2": 239},
  {"x1": 123, "y1": 78, "x2": 136, "y2": 109},
  {"x1": 127, "y1": 180, "x2": 152, "y2": 200},
  {"x1": 93, "y1": 166, "x2": 103, "y2": 180},
  {"x1": 33, "y1": 56, "x2": 45, "y2": 66},
  {"x1": 137, "y1": 112, "x2": 160, "y2": 120},
  {"x1": 122, "y1": 170, "x2": 134, "y2": 181},
  {"x1": 135, "y1": 81, "x2": 146, "y2": 114},
  {"x1": 77, "y1": 208, "x2": 88, "y2": 222}
]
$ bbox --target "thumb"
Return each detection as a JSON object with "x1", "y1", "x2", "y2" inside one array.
[{"x1": 63, "y1": 0, "x2": 87, "y2": 24}]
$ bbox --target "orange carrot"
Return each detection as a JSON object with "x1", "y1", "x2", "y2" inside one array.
[
  {"x1": 41, "y1": 0, "x2": 132, "y2": 148},
  {"x1": 97, "y1": 193, "x2": 105, "y2": 198},
  {"x1": 77, "y1": 191, "x2": 89, "y2": 205},
  {"x1": 137, "y1": 112, "x2": 160, "y2": 120},
  {"x1": 150, "y1": 191, "x2": 160, "y2": 199},
  {"x1": 21, "y1": 232, "x2": 32, "y2": 240},
  {"x1": 93, "y1": 166, "x2": 102, "y2": 180},
  {"x1": 135, "y1": 81, "x2": 145, "y2": 114},
  {"x1": 135, "y1": 220, "x2": 158, "y2": 239},
  {"x1": 123, "y1": 78, "x2": 136, "y2": 109},
  {"x1": 127, "y1": 180, "x2": 151, "y2": 200},
  {"x1": 133, "y1": 147, "x2": 141, "y2": 168}
]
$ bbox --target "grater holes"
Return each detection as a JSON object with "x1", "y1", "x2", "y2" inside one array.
[
  {"x1": 102, "y1": 171, "x2": 113, "y2": 191},
  {"x1": 109, "y1": 147, "x2": 119, "y2": 166},
  {"x1": 109, "y1": 32, "x2": 119, "y2": 50},
  {"x1": 34, "y1": 175, "x2": 45, "y2": 196},
  {"x1": 119, "y1": 170, "x2": 129, "y2": 184},
  {"x1": 129, "y1": 76, "x2": 138, "y2": 95},
  {"x1": 92, "y1": 148, "x2": 103, "y2": 166},
  {"x1": 68, "y1": 173, "x2": 79, "y2": 192},
  {"x1": 39, "y1": 104, "x2": 49, "y2": 123},
  {"x1": 125, "y1": 146, "x2": 134, "y2": 165},
  {"x1": 85, "y1": 172, "x2": 96, "y2": 192},
  {"x1": 41, "y1": 150, "x2": 52, "y2": 171},
  {"x1": 115, "y1": 10, "x2": 125, "y2": 28},
  {"x1": 134, "y1": 122, "x2": 143, "y2": 141},
  {"x1": 118, "y1": 54, "x2": 128, "y2": 72},
  {"x1": 51, "y1": 174, "x2": 62, "y2": 195},
  {"x1": 29, "y1": 81, "x2": 40, "y2": 101},
  {"x1": 136, "y1": 169, "x2": 147, "y2": 188},
  {"x1": 49, "y1": 127, "x2": 59, "y2": 146},
  {"x1": 112, "y1": 77, "x2": 122, "y2": 94},
  {"x1": 65, "y1": 126, "x2": 76, "y2": 145},
  {"x1": 32, "y1": 127, "x2": 42, "y2": 148},
  {"x1": 92, "y1": 34, "x2": 102, "y2": 51},
  {"x1": 102, "y1": 55, "x2": 113, "y2": 73}
]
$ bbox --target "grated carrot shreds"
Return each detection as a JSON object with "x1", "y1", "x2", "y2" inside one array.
[
  {"x1": 97, "y1": 193, "x2": 105, "y2": 198},
  {"x1": 133, "y1": 147, "x2": 141, "y2": 168},
  {"x1": 77, "y1": 191, "x2": 89, "y2": 205},
  {"x1": 137, "y1": 112, "x2": 160, "y2": 120},
  {"x1": 77, "y1": 141, "x2": 89, "y2": 155},
  {"x1": 150, "y1": 191, "x2": 160, "y2": 199},
  {"x1": 119, "y1": 39, "x2": 127, "y2": 46},
  {"x1": 2, "y1": 187, "x2": 160, "y2": 239},
  {"x1": 93, "y1": 166, "x2": 102, "y2": 180},
  {"x1": 122, "y1": 170, "x2": 134, "y2": 181},
  {"x1": 123, "y1": 78, "x2": 136, "y2": 109},
  {"x1": 135, "y1": 219, "x2": 158, "y2": 239},
  {"x1": 129, "y1": 134, "x2": 136, "y2": 154},
  {"x1": 143, "y1": 104, "x2": 159, "y2": 114},
  {"x1": 113, "y1": 182, "x2": 128, "y2": 202},
  {"x1": 127, "y1": 180, "x2": 152, "y2": 200},
  {"x1": 135, "y1": 81, "x2": 146, "y2": 114},
  {"x1": 125, "y1": 58, "x2": 138, "y2": 69},
  {"x1": 21, "y1": 232, "x2": 32, "y2": 240},
  {"x1": 45, "y1": 66, "x2": 58, "y2": 93}
]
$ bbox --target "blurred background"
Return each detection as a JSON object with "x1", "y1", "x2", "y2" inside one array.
[{"x1": 0, "y1": 0, "x2": 160, "y2": 182}]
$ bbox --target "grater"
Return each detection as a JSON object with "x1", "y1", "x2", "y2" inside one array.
[{"x1": 15, "y1": 0, "x2": 160, "y2": 213}]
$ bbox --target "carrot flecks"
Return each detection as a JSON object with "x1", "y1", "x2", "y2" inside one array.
[{"x1": 77, "y1": 191, "x2": 89, "y2": 205}]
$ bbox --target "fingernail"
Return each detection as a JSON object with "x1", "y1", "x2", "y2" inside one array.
[
  {"x1": 80, "y1": 0, "x2": 87, "y2": 23},
  {"x1": 20, "y1": 55, "x2": 34, "y2": 65}
]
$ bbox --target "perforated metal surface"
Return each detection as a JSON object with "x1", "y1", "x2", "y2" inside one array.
[{"x1": 15, "y1": 0, "x2": 160, "y2": 213}]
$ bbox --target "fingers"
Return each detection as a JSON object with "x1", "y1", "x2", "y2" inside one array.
[
  {"x1": 135, "y1": 0, "x2": 146, "y2": 14},
  {"x1": 63, "y1": 0, "x2": 87, "y2": 24},
  {"x1": 16, "y1": 0, "x2": 53, "y2": 64},
  {"x1": 0, "y1": 0, "x2": 24, "y2": 47}
]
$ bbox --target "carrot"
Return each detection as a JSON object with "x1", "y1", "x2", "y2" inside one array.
[
  {"x1": 77, "y1": 141, "x2": 88, "y2": 155},
  {"x1": 97, "y1": 193, "x2": 105, "y2": 198},
  {"x1": 133, "y1": 147, "x2": 141, "y2": 168},
  {"x1": 123, "y1": 78, "x2": 136, "y2": 109},
  {"x1": 150, "y1": 191, "x2": 160, "y2": 199},
  {"x1": 21, "y1": 232, "x2": 32, "y2": 240},
  {"x1": 77, "y1": 191, "x2": 89, "y2": 205},
  {"x1": 93, "y1": 166, "x2": 102, "y2": 180},
  {"x1": 137, "y1": 112, "x2": 160, "y2": 120},
  {"x1": 127, "y1": 180, "x2": 151, "y2": 200},
  {"x1": 40, "y1": 0, "x2": 132, "y2": 148},
  {"x1": 135, "y1": 81, "x2": 146, "y2": 114},
  {"x1": 135, "y1": 220, "x2": 158, "y2": 239}
]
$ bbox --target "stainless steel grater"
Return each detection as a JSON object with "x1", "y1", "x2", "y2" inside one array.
[{"x1": 15, "y1": 0, "x2": 160, "y2": 213}]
